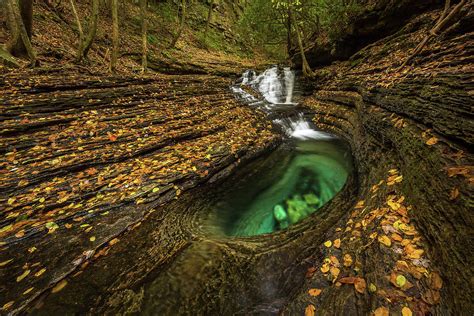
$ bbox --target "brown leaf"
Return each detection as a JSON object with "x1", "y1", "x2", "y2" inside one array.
[
  {"x1": 429, "y1": 272, "x2": 443, "y2": 290},
  {"x1": 306, "y1": 267, "x2": 317, "y2": 278},
  {"x1": 449, "y1": 188, "x2": 459, "y2": 200},
  {"x1": 354, "y1": 277, "x2": 366, "y2": 294}
]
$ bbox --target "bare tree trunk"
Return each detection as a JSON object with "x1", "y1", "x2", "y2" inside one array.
[
  {"x1": 76, "y1": 0, "x2": 100, "y2": 62},
  {"x1": 287, "y1": 4, "x2": 291, "y2": 57},
  {"x1": 140, "y1": 0, "x2": 147, "y2": 72},
  {"x1": 291, "y1": 10, "x2": 312, "y2": 77},
  {"x1": 204, "y1": 0, "x2": 214, "y2": 39},
  {"x1": 110, "y1": 0, "x2": 119, "y2": 73},
  {"x1": 7, "y1": 0, "x2": 35, "y2": 65},
  {"x1": 69, "y1": 0, "x2": 83, "y2": 40},
  {"x1": 169, "y1": 0, "x2": 186, "y2": 48}
]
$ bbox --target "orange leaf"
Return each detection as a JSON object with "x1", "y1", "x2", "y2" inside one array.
[
  {"x1": 305, "y1": 304, "x2": 315, "y2": 316},
  {"x1": 426, "y1": 137, "x2": 438, "y2": 146},
  {"x1": 308, "y1": 288, "x2": 322, "y2": 297},
  {"x1": 374, "y1": 306, "x2": 389, "y2": 316}
]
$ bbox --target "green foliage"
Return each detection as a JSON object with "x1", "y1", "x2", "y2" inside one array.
[{"x1": 239, "y1": 0, "x2": 365, "y2": 58}]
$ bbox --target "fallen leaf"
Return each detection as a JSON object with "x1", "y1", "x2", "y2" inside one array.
[
  {"x1": 378, "y1": 235, "x2": 392, "y2": 247},
  {"x1": 426, "y1": 137, "x2": 438, "y2": 146},
  {"x1": 402, "y1": 306, "x2": 413, "y2": 316},
  {"x1": 354, "y1": 277, "x2": 366, "y2": 294},
  {"x1": 334, "y1": 238, "x2": 341, "y2": 248},
  {"x1": 330, "y1": 267, "x2": 340, "y2": 282},
  {"x1": 305, "y1": 304, "x2": 315, "y2": 316},
  {"x1": 449, "y1": 188, "x2": 459, "y2": 200},
  {"x1": 369, "y1": 283, "x2": 377, "y2": 293},
  {"x1": 0, "y1": 259, "x2": 13, "y2": 267},
  {"x1": 324, "y1": 240, "x2": 332, "y2": 248},
  {"x1": 90, "y1": 236, "x2": 96, "y2": 242},
  {"x1": 34, "y1": 268, "x2": 46, "y2": 277},
  {"x1": 343, "y1": 254, "x2": 353, "y2": 267},
  {"x1": 308, "y1": 288, "x2": 322, "y2": 297},
  {"x1": 23, "y1": 287, "x2": 34, "y2": 295},
  {"x1": 374, "y1": 306, "x2": 389, "y2": 316},
  {"x1": 396, "y1": 275, "x2": 407, "y2": 288},
  {"x1": 16, "y1": 269, "x2": 31, "y2": 282},
  {"x1": 1, "y1": 301, "x2": 14, "y2": 311},
  {"x1": 321, "y1": 263, "x2": 330, "y2": 273},
  {"x1": 51, "y1": 280, "x2": 68, "y2": 293},
  {"x1": 429, "y1": 272, "x2": 443, "y2": 290}
]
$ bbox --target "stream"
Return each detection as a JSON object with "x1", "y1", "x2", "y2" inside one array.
[
  {"x1": 216, "y1": 66, "x2": 353, "y2": 236},
  {"x1": 138, "y1": 67, "x2": 354, "y2": 314}
]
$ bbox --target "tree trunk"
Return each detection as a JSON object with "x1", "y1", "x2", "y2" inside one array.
[
  {"x1": 140, "y1": 0, "x2": 147, "y2": 72},
  {"x1": 291, "y1": 10, "x2": 312, "y2": 77},
  {"x1": 76, "y1": 0, "x2": 100, "y2": 62},
  {"x1": 287, "y1": 5, "x2": 291, "y2": 57},
  {"x1": 6, "y1": 0, "x2": 35, "y2": 64},
  {"x1": 69, "y1": 0, "x2": 84, "y2": 44},
  {"x1": 110, "y1": 0, "x2": 119, "y2": 73},
  {"x1": 204, "y1": 0, "x2": 214, "y2": 39},
  {"x1": 169, "y1": 0, "x2": 186, "y2": 48}
]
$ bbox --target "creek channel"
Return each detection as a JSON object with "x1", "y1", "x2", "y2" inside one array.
[{"x1": 136, "y1": 66, "x2": 355, "y2": 314}]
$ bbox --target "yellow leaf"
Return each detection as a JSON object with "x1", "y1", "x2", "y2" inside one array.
[
  {"x1": 7, "y1": 197, "x2": 16, "y2": 205},
  {"x1": 321, "y1": 263, "x2": 330, "y2": 273},
  {"x1": 374, "y1": 306, "x2": 389, "y2": 316},
  {"x1": 35, "y1": 268, "x2": 46, "y2": 277},
  {"x1": 39, "y1": 197, "x2": 45, "y2": 203},
  {"x1": 16, "y1": 269, "x2": 31, "y2": 282},
  {"x1": 28, "y1": 247, "x2": 37, "y2": 253},
  {"x1": 426, "y1": 137, "x2": 438, "y2": 146},
  {"x1": 378, "y1": 235, "x2": 391, "y2": 247},
  {"x1": 402, "y1": 306, "x2": 413, "y2": 316},
  {"x1": 51, "y1": 280, "x2": 68, "y2": 293},
  {"x1": 0, "y1": 259, "x2": 13, "y2": 267},
  {"x1": 152, "y1": 187, "x2": 160, "y2": 193},
  {"x1": 324, "y1": 240, "x2": 332, "y2": 248},
  {"x1": 368, "y1": 283, "x2": 377, "y2": 293},
  {"x1": 343, "y1": 254, "x2": 353, "y2": 267},
  {"x1": 23, "y1": 287, "x2": 34, "y2": 295},
  {"x1": 330, "y1": 266, "x2": 340, "y2": 282},
  {"x1": 308, "y1": 288, "x2": 322, "y2": 297},
  {"x1": 305, "y1": 304, "x2": 315, "y2": 316},
  {"x1": 333, "y1": 239, "x2": 341, "y2": 248},
  {"x1": 90, "y1": 236, "x2": 96, "y2": 242},
  {"x1": 1, "y1": 301, "x2": 14, "y2": 311},
  {"x1": 396, "y1": 275, "x2": 406, "y2": 287}
]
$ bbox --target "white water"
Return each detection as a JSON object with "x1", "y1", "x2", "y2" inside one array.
[{"x1": 234, "y1": 66, "x2": 332, "y2": 140}]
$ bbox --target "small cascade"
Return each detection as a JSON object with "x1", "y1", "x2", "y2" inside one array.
[
  {"x1": 233, "y1": 66, "x2": 330, "y2": 140},
  {"x1": 275, "y1": 114, "x2": 333, "y2": 140},
  {"x1": 235, "y1": 66, "x2": 296, "y2": 106}
]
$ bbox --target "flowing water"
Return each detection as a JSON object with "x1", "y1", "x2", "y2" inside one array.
[
  {"x1": 135, "y1": 67, "x2": 354, "y2": 314},
  {"x1": 210, "y1": 66, "x2": 353, "y2": 236}
]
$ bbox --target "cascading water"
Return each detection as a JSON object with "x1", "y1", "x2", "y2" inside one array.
[{"x1": 204, "y1": 66, "x2": 354, "y2": 236}]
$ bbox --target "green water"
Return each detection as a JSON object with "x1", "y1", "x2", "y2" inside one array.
[{"x1": 209, "y1": 138, "x2": 352, "y2": 236}]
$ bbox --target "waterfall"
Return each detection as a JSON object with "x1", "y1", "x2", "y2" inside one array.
[{"x1": 233, "y1": 66, "x2": 331, "y2": 140}]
